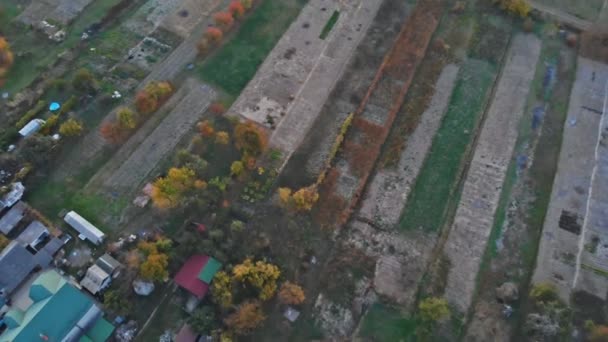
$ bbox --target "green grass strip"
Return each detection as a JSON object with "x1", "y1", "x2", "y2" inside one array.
[
  {"x1": 359, "y1": 303, "x2": 417, "y2": 341},
  {"x1": 319, "y1": 10, "x2": 340, "y2": 40},
  {"x1": 399, "y1": 60, "x2": 496, "y2": 232},
  {"x1": 199, "y1": 0, "x2": 305, "y2": 95}
]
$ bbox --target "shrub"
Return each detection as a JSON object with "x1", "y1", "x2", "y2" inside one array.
[
  {"x1": 205, "y1": 27, "x2": 223, "y2": 44},
  {"x1": 198, "y1": 120, "x2": 215, "y2": 137},
  {"x1": 419, "y1": 297, "x2": 450, "y2": 323},
  {"x1": 214, "y1": 12, "x2": 234, "y2": 30},
  {"x1": 224, "y1": 300, "x2": 266, "y2": 335},
  {"x1": 197, "y1": 38, "x2": 211, "y2": 56},
  {"x1": 135, "y1": 81, "x2": 173, "y2": 114},
  {"x1": 278, "y1": 282, "x2": 305, "y2": 305},
  {"x1": 116, "y1": 107, "x2": 137, "y2": 130},
  {"x1": 59, "y1": 96, "x2": 78, "y2": 116},
  {"x1": 16, "y1": 100, "x2": 46, "y2": 129},
  {"x1": 495, "y1": 0, "x2": 531, "y2": 17},
  {"x1": 59, "y1": 119, "x2": 84, "y2": 137},
  {"x1": 210, "y1": 102, "x2": 226, "y2": 114},
  {"x1": 216, "y1": 131, "x2": 230, "y2": 145},
  {"x1": 530, "y1": 283, "x2": 559, "y2": 304},
  {"x1": 229, "y1": 1, "x2": 245, "y2": 18},
  {"x1": 230, "y1": 160, "x2": 244, "y2": 177},
  {"x1": 41, "y1": 115, "x2": 59, "y2": 135},
  {"x1": 100, "y1": 122, "x2": 123, "y2": 144},
  {"x1": 72, "y1": 68, "x2": 97, "y2": 93}
]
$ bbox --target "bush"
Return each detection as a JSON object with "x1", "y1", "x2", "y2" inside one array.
[
  {"x1": 16, "y1": 100, "x2": 46, "y2": 129},
  {"x1": 229, "y1": 1, "x2": 245, "y2": 18},
  {"x1": 494, "y1": 0, "x2": 531, "y2": 17},
  {"x1": 197, "y1": 38, "x2": 211, "y2": 56},
  {"x1": 41, "y1": 115, "x2": 59, "y2": 135},
  {"x1": 135, "y1": 81, "x2": 173, "y2": 114},
  {"x1": 59, "y1": 119, "x2": 84, "y2": 137},
  {"x1": 214, "y1": 12, "x2": 234, "y2": 30},
  {"x1": 72, "y1": 68, "x2": 97, "y2": 93},
  {"x1": 530, "y1": 283, "x2": 559, "y2": 304},
  {"x1": 205, "y1": 27, "x2": 224, "y2": 44},
  {"x1": 116, "y1": 107, "x2": 137, "y2": 130},
  {"x1": 234, "y1": 122, "x2": 267, "y2": 156},
  {"x1": 58, "y1": 96, "x2": 78, "y2": 116}
]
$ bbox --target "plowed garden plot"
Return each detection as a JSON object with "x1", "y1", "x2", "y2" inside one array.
[
  {"x1": 279, "y1": 0, "x2": 415, "y2": 188},
  {"x1": 316, "y1": 0, "x2": 443, "y2": 228}
]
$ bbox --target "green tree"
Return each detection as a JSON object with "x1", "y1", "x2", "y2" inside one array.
[
  {"x1": 189, "y1": 306, "x2": 217, "y2": 334},
  {"x1": 116, "y1": 107, "x2": 137, "y2": 130},
  {"x1": 72, "y1": 68, "x2": 97, "y2": 93},
  {"x1": 59, "y1": 119, "x2": 84, "y2": 137},
  {"x1": 103, "y1": 290, "x2": 132, "y2": 316},
  {"x1": 419, "y1": 297, "x2": 450, "y2": 323}
]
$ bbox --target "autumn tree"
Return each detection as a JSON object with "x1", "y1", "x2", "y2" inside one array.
[
  {"x1": 278, "y1": 186, "x2": 319, "y2": 212},
  {"x1": 211, "y1": 271, "x2": 233, "y2": 308},
  {"x1": 224, "y1": 300, "x2": 266, "y2": 335},
  {"x1": 198, "y1": 120, "x2": 215, "y2": 137},
  {"x1": 151, "y1": 167, "x2": 196, "y2": 209},
  {"x1": 230, "y1": 161, "x2": 244, "y2": 177},
  {"x1": 278, "y1": 282, "x2": 305, "y2": 305},
  {"x1": 233, "y1": 258, "x2": 280, "y2": 301},
  {"x1": 210, "y1": 102, "x2": 226, "y2": 115},
  {"x1": 41, "y1": 115, "x2": 59, "y2": 135},
  {"x1": 229, "y1": 1, "x2": 245, "y2": 18},
  {"x1": 0, "y1": 36, "x2": 14, "y2": 86},
  {"x1": 418, "y1": 297, "x2": 450, "y2": 323},
  {"x1": 59, "y1": 118, "x2": 84, "y2": 137},
  {"x1": 116, "y1": 107, "x2": 137, "y2": 130},
  {"x1": 140, "y1": 252, "x2": 169, "y2": 281},
  {"x1": 100, "y1": 122, "x2": 123, "y2": 144},
  {"x1": 205, "y1": 27, "x2": 224, "y2": 44},
  {"x1": 591, "y1": 325, "x2": 608, "y2": 342},
  {"x1": 0, "y1": 234, "x2": 8, "y2": 250},
  {"x1": 216, "y1": 131, "x2": 230, "y2": 145},
  {"x1": 240, "y1": 0, "x2": 253, "y2": 10},
  {"x1": 135, "y1": 81, "x2": 173, "y2": 114},
  {"x1": 214, "y1": 12, "x2": 234, "y2": 30},
  {"x1": 494, "y1": 0, "x2": 531, "y2": 17},
  {"x1": 234, "y1": 122, "x2": 267, "y2": 156},
  {"x1": 72, "y1": 68, "x2": 97, "y2": 93}
]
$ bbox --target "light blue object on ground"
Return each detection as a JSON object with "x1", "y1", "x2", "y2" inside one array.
[{"x1": 49, "y1": 102, "x2": 61, "y2": 111}]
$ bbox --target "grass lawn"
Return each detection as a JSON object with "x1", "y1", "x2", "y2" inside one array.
[
  {"x1": 198, "y1": 0, "x2": 306, "y2": 95},
  {"x1": 399, "y1": 60, "x2": 496, "y2": 232},
  {"x1": 359, "y1": 303, "x2": 417, "y2": 341},
  {"x1": 134, "y1": 288, "x2": 185, "y2": 341}
]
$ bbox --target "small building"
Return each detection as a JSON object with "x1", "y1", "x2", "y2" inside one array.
[
  {"x1": 80, "y1": 254, "x2": 122, "y2": 295},
  {"x1": 174, "y1": 255, "x2": 222, "y2": 299},
  {"x1": 0, "y1": 201, "x2": 26, "y2": 236},
  {"x1": 0, "y1": 270, "x2": 115, "y2": 342},
  {"x1": 64, "y1": 211, "x2": 105, "y2": 245},
  {"x1": 18, "y1": 119, "x2": 45, "y2": 137},
  {"x1": 0, "y1": 182, "x2": 25, "y2": 210},
  {"x1": 16, "y1": 220, "x2": 49, "y2": 251},
  {"x1": 0, "y1": 242, "x2": 52, "y2": 297}
]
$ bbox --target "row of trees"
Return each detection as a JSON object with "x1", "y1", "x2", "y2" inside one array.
[
  {"x1": 198, "y1": 0, "x2": 254, "y2": 56},
  {"x1": 0, "y1": 36, "x2": 13, "y2": 87},
  {"x1": 101, "y1": 81, "x2": 173, "y2": 143}
]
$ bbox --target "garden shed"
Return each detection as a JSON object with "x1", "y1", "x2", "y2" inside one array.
[{"x1": 63, "y1": 211, "x2": 105, "y2": 245}]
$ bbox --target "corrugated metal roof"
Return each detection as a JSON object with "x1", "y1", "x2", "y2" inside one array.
[
  {"x1": 16, "y1": 221, "x2": 48, "y2": 247},
  {"x1": 0, "y1": 201, "x2": 26, "y2": 235},
  {"x1": 198, "y1": 257, "x2": 221, "y2": 284},
  {"x1": 64, "y1": 211, "x2": 105, "y2": 245}
]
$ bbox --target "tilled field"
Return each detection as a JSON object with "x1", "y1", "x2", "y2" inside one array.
[{"x1": 444, "y1": 34, "x2": 542, "y2": 314}]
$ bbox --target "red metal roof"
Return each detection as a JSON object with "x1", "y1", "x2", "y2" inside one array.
[{"x1": 174, "y1": 255, "x2": 209, "y2": 298}]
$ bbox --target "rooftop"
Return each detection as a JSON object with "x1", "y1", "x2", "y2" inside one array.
[
  {"x1": 0, "y1": 242, "x2": 51, "y2": 296},
  {"x1": 174, "y1": 255, "x2": 221, "y2": 299},
  {"x1": 16, "y1": 221, "x2": 49, "y2": 249},
  {"x1": 0, "y1": 201, "x2": 26, "y2": 235}
]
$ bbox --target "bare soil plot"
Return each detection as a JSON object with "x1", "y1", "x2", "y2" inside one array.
[
  {"x1": 97, "y1": 80, "x2": 216, "y2": 195},
  {"x1": 531, "y1": 0, "x2": 605, "y2": 22},
  {"x1": 466, "y1": 40, "x2": 577, "y2": 342},
  {"x1": 123, "y1": 0, "x2": 186, "y2": 36},
  {"x1": 159, "y1": 0, "x2": 223, "y2": 39},
  {"x1": 279, "y1": 0, "x2": 416, "y2": 187},
  {"x1": 17, "y1": 0, "x2": 94, "y2": 26},
  {"x1": 533, "y1": 57, "x2": 608, "y2": 301},
  {"x1": 225, "y1": 0, "x2": 384, "y2": 157},
  {"x1": 443, "y1": 34, "x2": 542, "y2": 314},
  {"x1": 357, "y1": 64, "x2": 459, "y2": 229},
  {"x1": 316, "y1": 0, "x2": 442, "y2": 228}
]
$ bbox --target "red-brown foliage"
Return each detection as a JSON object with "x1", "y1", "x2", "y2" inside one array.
[
  {"x1": 210, "y1": 102, "x2": 226, "y2": 115},
  {"x1": 229, "y1": 1, "x2": 245, "y2": 18},
  {"x1": 205, "y1": 27, "x2": 223, "y2": 44},
  {"x1": 135, "y1": 91, "x2": 158, "y2": 115},
  {"x1": 198, "y1": 120, "x2": 215, "y2": 138},
  {"x1": 352, "y1": 117, "x2": 385, "y2": 145},
  {"x1": 100, "y1": 122, "x2": 123, "y2": 144},
  {"x1": 214, "y1": 12, "x2": 234, "y2": 30}
]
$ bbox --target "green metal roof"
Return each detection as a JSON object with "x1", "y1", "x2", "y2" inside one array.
[
  {"x1": 198, "y1": 257, "x2": 222, "y2": 284},
  {"x1": 84, "y1": 317, "x2": 115, "y2": 342},
  {"x1": 0, "y1": 271, "x2": 94, "y2": 342}
]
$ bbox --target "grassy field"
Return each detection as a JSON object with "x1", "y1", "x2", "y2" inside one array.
[
  {"x1": 1, "y1": 0, "x2": 126, "y2": 94},
  {"x1": 359, "y1": 303, "x2": 417, "y2": 341},
  {"x1": 534, "y1": 0, "x2": 605, "y2": 21},
  {"x1": 399, "y1": 60, "x2": 496, "y2": 232},
  {"x1": 198, "y1": 0, "x2": 307, "y2": 95}
]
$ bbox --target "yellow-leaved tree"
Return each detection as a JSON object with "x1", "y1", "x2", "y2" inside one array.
[
  {"x1": 211, "y1": 271, "x2": 234, "y2": 308},
  {"x1": 151, "y1": 167, "x2": 196, "y2": 209},
  {"x1": 224, "y1": 300, "x2": 266, "y2": 335},
  {"x1": 278, "y1": 281, "x2": 305, "y2": 305},
  {"x1": 233, "y1": 258, "x2": 280, "y2": 301}
]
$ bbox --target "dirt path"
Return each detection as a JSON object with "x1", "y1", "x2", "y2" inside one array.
[{"x1": 443, "y1": 34, "x2": 542, "y2": 314}]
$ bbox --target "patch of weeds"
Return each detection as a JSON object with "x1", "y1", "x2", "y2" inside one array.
[
  {"x1": 359, "y1": 303, "x2": 417, "y2": 341},
  {"x1": 319, "y1": 10, "x2": 340, "y2": 40}
]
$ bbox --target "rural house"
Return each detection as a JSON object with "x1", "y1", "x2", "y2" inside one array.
[
  {"x1": 174, "y1": 255, "x2": 222, "y2": 299},
  {"x1": 80, "y1": 254, "x2": 122, "y2": 295}
]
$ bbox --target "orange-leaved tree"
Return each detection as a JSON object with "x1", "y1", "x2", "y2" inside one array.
[
  {"x1": 139, "y1": 252, "x2": 169, "y2": 281},
  {"x1": 0, "y1": 36, "x2": 14, "y2": 86},
  {"x1": 214, "y1": 12, "x2": 234, "y2": 30},
  {"x1": 278, "y1": 281, "x2": 305, "y2": 305},
  {"x1": 135, "y1": 81, "x2": 173, "y2": 114},
  {"x1": 151, "y1": 167, "x2": 196, "y2": 209},
  {"x1": 224, "y1": 300, "x2": 266, "y2": 335},
  {"x1": 100, "y1": 122, "x2": 123, "y2": 144},
  {"x1": 198, "y1": 120, "x2": 215, "y2": 138},
  {"x1": 234, "y1": 122, "x2": 267, "y2": 156},
  {"x1": 205, "y1": 27, "x2": 223, "y2": 44},
  {"x1": 229, "y1": 1, "x2": 245, "y2": 18}
]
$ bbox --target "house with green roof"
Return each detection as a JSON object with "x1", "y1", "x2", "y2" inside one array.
[
  {"x1": 174, "y1": 255, "x2": 222, "y2": 299},
  {"x1": 0, "y1": 270, "x2": 114, "y2": 342}
]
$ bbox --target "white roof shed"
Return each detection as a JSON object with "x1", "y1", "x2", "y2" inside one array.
[
  {"x1": 18, "y1": 119, "x2": 45, "y2": 137},
  {"x1": 63, "y1": 211, "x2": 105, "y2": 245}
]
